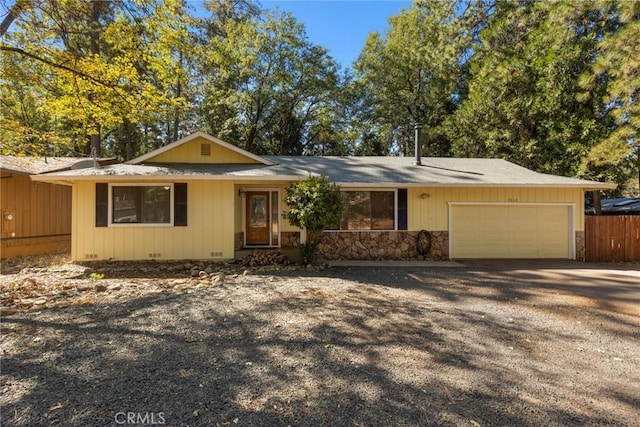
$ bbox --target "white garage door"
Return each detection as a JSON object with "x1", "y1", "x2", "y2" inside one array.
[{"x1": 449, "y1": 204, "x2": 573, "y2": 259}]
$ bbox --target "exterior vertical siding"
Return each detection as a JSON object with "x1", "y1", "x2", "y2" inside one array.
[
  {"x1": 144, "y1": 136, "x2": 261, "y2": 164},
  {"x1": 72, "y1": 180, "x2": 235, "y2": 261},
  {"x1": 407, "y1": 187, "x2": 584, "y2": 232},
  {"x1": 1, "y1": 174, "x2": 72, "y2": 258}
]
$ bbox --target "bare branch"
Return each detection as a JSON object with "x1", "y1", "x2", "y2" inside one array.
[
  {"x1": 0, "y1": 0, "x2": 31, "y2": 38},
  {"x1": 0, "y1": 44, "x2": 115, "y2": 88}
]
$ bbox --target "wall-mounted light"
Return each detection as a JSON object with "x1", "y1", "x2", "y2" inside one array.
[
  {"x1": 4, "y1": 214, "x2": 13, "y2": 221},
  {"x1": 238, "y1": 189, "x2": 246, "y2": 198},
  {"x1": 419, "y1": 193, "x2": 430, "y2": 199}
]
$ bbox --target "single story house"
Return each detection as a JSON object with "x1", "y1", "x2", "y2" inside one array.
[
  {"x1": 0, "y1": 156, "x2": 114, "y2": 258},
  {"x1": 32, "y1": 132, "x2": 615, "y2": 262}
]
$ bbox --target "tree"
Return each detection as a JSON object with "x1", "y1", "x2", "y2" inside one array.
[
  {"x1": 579, "y1": 0, "x2": 640, "y2": 193},
  {"x1": 448, "y1": 0, "x2": 617, "y2": 177},
  {"x1": 353, "y1": 0, "x2": 485, "y2": 156},
  {"x1": 201, "y1": 10, "x2": 342, "y2": 155},
  {"x1": 284, "y1": 175, "x2": 344, "y2": 264},
  {"x1": 0, "y1": 0, "x2": 194, "y2": 158}
]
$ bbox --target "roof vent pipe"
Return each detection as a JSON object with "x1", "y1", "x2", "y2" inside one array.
[{"x1": 414, "y1": 123, "x2": 422, "y2": 166}]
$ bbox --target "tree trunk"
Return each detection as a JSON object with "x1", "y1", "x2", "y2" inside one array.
[
  {"x1": 592, "y1": 190, "x2": 602, "y2": 216},
  {"x1": 89, "y1": 0, "x2": 102, "y2": 157}
]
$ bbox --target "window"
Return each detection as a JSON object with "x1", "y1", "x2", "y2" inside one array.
[
  {"x1": 332, "y1": 190, "x2": 396, "y2": 230},
  {"x1": 112, "y1": 185, "x2": 171, "y2": 224},
  {"x1": 96, "y1": 183, "x2": 187, "y2": 227}
]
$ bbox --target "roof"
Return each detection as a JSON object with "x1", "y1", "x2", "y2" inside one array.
[
  {"x1": 0, "y1": 155, "x2": 118, "y2": 175},
  {"x1": 264, "y1": 156, "x2": 616, "y2": 189},
  {"x1": 25, "y1": 131, "x2": 615, "y2": 189},
  {"x1": 31, "y1": 155, "x2": 616, "y2": 189},
  {"x1": 0, "y1": 156, "x2": 87, "y2": 175},
  {"x1": 587, "y1": 198, "x2": 640, "y2": 215}
]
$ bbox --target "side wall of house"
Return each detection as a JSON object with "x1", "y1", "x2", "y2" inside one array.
[
  {"x1": 406, "y1": 187, "x2": 585, "y2": 232},
  {"x1": 1, "y1": 174, "x2": 71, "y2": 258},
  {"x1": 317, "y1": 186, "x2": 585, "y2": 261},
  {"x1": 72, "y1": 180, "x2": 235, "y2": 261}
]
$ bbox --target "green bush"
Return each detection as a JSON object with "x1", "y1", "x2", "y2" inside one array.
[{"x1": 284, "y1": 175, "x2": 344, "y2": 264}]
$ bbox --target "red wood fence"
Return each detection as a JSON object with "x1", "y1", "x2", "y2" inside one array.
[{"x1": 585, "y1": 216, "x2": 640, "y2": 262}]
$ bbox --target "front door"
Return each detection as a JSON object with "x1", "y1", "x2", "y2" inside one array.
[{"x1": 245, "y1": 191, "x2": 270, "y2": 245}]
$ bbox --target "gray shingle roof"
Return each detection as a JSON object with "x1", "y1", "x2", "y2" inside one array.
[
  {"x1": 264, "y1": 156, "x2": 614, "y2": 188},
  {"x1": 0, "y1": 156, "x2": 85, "y2": 175},
  {"x1": 31, "y1": 155, "x2": 615, "y2": 189}
]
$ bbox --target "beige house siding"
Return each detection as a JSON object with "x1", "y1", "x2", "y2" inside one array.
[
  {"x1": 72, "y1": 180, "x2": 235, "y2": 261},
  {"x1": 143, "y1": 136, "x2": 261, "y2": 164},
  {"x1": 407, "y1": 187, "x2": 584, "y2": 232}
]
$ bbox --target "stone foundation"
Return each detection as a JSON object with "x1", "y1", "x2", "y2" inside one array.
[
  {"x1": 317, "y1": 230, "x2": 449, "y2": 261},
  {"x1": 428, "y1": 231, "x2": 449, "y2": 260},
  {"x1": 281, "y1": 232, "x2": 300, "y2": 248},
  {"x1": 234, "y1": 232, "x2": 244, "y2": 251},
  {"x1": 575, "y1": 230, "x2": 585, "y2": 261}
]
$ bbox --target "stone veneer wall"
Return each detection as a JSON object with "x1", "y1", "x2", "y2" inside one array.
[
  {"x1": 281, "y1": 232, "x2": 300, "y2": 248},
  {"x1": 317, "y1": 230, "x2": 449, "y2": 261},
  {"x1": 575, "y1": 230, "x2": 585, "y2": 261},
  {"x1": 234, "y1": 232, "x2": 244, "y2": 251}
]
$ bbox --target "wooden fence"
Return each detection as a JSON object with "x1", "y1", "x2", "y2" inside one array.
[{"x1": 585, "y1": 216, "x2": 640, "y2": 262}]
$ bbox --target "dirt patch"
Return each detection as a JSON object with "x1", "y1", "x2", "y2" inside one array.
[{"x1": 1, "y1": 258, "x2": 639, "y2": 426}]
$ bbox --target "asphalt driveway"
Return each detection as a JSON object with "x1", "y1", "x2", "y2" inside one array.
[
  {"x1": 460, "y1": 260, "x2": 640, "y2": 317},
  {"x1": 1, "y1": 259, "x2": 639, "y2": 426}
]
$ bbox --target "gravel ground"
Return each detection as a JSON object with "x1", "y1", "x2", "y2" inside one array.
[{"x1": 1, "y1": 258, "x2": 639, "y2": 426}]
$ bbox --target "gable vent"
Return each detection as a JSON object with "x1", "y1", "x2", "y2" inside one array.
[{"x1": 201, "y1": 143, "x2": 211, "y2": 156}]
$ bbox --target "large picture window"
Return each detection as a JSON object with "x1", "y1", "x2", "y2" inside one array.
[
  {"x1": 332, "y1": 190, "x2": 396, "y2": 230},
  {"x1": 112, "y1": 185, "x2": 171, "y2": 224}
]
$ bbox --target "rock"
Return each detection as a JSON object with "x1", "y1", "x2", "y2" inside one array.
[
  {"x1": 108, "y1": 283, "x2": 122, "y2": 291},
  {"x1": 184, "y1": 262, "x2": 193, "y2": 270},
  {"x1": 211, "y1": 273, "x2": 225, "y2": 285},
  {"x1": 198, "y1": 271, "x2": 208, "y2": 279},
  {"x1": 0, "y1": 307, "x2": 20, "y2": 317},
  {"x1": 204, "y1": 266, "x2": 214, "y2": 274},
  {"x1": 33, "y1": 298, "x2": 48, "y2": 305},
  {"x1": 95, "y1": 284, "x2": 107, "y2": 292}
]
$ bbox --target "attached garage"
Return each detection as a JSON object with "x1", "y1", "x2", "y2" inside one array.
[{"x1": 449, "y1": 203, "x2": 574, "y2": 259}]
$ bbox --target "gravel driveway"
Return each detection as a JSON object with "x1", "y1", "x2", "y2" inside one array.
[{"x1": 1, "y1": 259, "x2": 639, "y2": 426}]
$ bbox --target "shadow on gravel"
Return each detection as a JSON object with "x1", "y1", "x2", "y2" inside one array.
[{"x1": 2, "y1": 266, "x2": 639, "y2": 427}]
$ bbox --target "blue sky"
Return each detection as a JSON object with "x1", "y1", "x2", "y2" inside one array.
[{"x1": 262, "y1": 1, "x2": 412, "y2": 68}]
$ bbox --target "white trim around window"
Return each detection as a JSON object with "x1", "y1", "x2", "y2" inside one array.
[{"x1": 108, "y1": 183, "x2": 175, "y2": 227}]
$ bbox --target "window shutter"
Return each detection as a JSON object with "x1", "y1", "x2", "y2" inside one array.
[
  {"x1": 397, "y1": 188, "x2": 408, "y2": 230},
  {"x1": 174, "y1": 183, "x2": 187, "y2": 226},
  {"x1": 95, "y1": 183, "x2": 108, "y2": 227}
]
